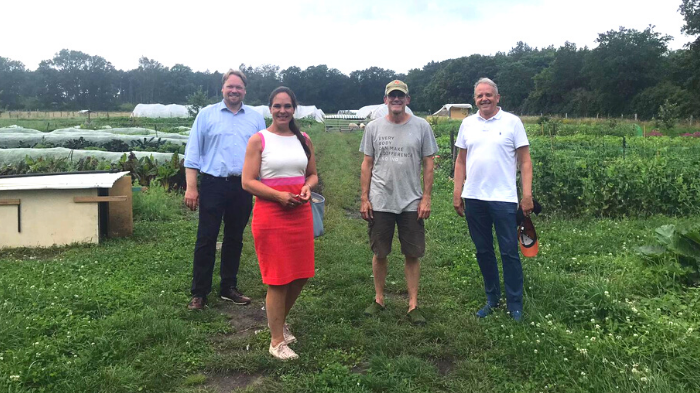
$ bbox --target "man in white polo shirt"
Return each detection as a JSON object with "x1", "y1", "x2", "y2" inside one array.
[{"x1": 452, "y1": 77, "x2": 534, "y2": 322}]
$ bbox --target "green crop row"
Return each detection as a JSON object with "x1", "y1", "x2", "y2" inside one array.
[
  {"x1": 0, "y1": 153, "x2": 186, "y2": 190},
  {"x1": 436, "y1": 134, "x2": 700, "y2": 217}
]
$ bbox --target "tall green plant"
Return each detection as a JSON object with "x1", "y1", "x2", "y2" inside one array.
[
  {"x1": 656, "y1": 99, "x2": 680, "y2": 130},
  {"x1": 186, "y1": 88, "x2": 208, "y2": 118},
  {"x1": 637, "y1": 224, "x2": 700, "y2": 285}
]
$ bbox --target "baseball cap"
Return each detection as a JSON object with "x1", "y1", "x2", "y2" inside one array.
[
  {"x1": 518, "y1": 216, "x2": 539, "y2": 258},
  {"x1": 385, "y1": 80, "x2": 409, "y2": 96}
]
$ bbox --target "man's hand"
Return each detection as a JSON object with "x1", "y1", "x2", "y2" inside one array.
[
  {"x1": 184, "y1": 188, "x2": 199, "y2": 211},
  {"x1": 520, "y1": 195, "x2": 534, "y2": 216},
  {"x1": 418, "y1": 196, "x2": 431, "y2": 219},
  {"x1": 453, "y1": 194, "x2": 464, "y2": 217},
  {"x1": 360, "y1": 198, "x2": 374, "y2": 221}
]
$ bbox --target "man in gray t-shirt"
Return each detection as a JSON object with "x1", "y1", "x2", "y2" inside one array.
[{"x1": 359, "y1": 80, "x2": 438, "y2": 325}]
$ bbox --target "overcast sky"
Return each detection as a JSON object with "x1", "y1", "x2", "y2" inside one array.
[{"x1": 3, "y1": 0, "x2": 693, "y2": 75}]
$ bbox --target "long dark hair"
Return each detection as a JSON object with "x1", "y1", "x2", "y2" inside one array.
[{"x1": 269, "y1": 86, "x2": 310, "y2": 159}]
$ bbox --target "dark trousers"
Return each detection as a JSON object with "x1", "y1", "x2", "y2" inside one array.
[
  {"x1": 191, "y1": 174, "x2": 252, "y2": 297},
  {"x1": 464, "y1": 198, "x2": 523, "y2": 312}
]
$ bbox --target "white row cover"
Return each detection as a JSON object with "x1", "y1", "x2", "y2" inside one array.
[
  {"x1": 0, "y1": 127, "x2": 188, "y2": 148},
  {"x1": 0, "y1": 147, "x2": 177, "y2": 166},
  {"x1": 130, "y1": 103, "x2": 328, "y2": 122},
  {"x1": 0, "y1": 171, "x2": 130, "y2": 191},
  {"x1": 131, "y1": 104, "x2": 191, "y2": 118},
  {"x1": 250, "y1": 105, "x2": 325, "y2": 123}
]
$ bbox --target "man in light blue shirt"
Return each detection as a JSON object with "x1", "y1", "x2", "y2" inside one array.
[{"x1": 184, "y1": 69, "x2": 266, "y2": 310}]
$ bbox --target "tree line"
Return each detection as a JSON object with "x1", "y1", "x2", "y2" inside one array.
[{"x1": 1, "y1": 2, "x2": 698, "y2": 120}]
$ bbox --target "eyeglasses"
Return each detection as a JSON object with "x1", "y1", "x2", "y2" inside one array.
[{"x1": 387, "y1": 91, "x2": 406, "y2": 99}]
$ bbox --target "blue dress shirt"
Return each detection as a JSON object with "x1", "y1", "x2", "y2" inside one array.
[{"x1": 184, "y1": 101, "x2": 266, "y2": 177}]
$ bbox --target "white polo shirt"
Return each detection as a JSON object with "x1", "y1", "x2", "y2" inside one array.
[{"x1": 454, "y1": 108, "x2": 529, "y2": 203}]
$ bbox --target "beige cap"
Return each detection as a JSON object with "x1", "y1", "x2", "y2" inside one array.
[{"x1": 385, "y1": 80, "x2": 409, "y2": 96}]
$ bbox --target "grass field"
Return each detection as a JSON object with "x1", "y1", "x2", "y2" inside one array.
[{"x1": 1, "y1": 124, "x2": 699, "y2": 392}]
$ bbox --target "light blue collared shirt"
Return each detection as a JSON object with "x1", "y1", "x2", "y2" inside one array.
[{"x1": 184, "y1": 100, "x2": 266, "y2": 177}]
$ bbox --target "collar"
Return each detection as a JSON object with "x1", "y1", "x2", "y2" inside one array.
[
  {"x1": 218, "y1": 100, "x2": 246, "y2": 114},
  {"x1": 477, "y1": 107, "x2": 502, "y2": 121}
]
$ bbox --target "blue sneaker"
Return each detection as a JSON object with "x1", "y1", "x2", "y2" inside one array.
[
  {"x1": 510, "y1": 310, "x2": 523, "y2": 322},
  {"x1": 476, "y1": 303, "x2": 498, "y2": 318}
]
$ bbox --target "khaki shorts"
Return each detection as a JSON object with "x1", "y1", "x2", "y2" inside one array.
[{"x1": 368, "y1": 211, "x2": 425, "y2": 258}]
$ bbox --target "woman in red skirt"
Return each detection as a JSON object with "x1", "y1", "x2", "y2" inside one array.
[{"x1": 242, "y1": 87, "x2": 317, "y2": 361}]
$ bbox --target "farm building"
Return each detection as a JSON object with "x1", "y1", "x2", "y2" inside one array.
[
  {"x1": 0, "y1": 171, "x2": 133, "y2": 249},
  {"x1": 432, "y1": 104, "x2": 473, "y2": 120}
]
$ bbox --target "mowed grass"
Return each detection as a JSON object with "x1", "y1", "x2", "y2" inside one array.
[{"x1": 1, "y1": 124, "x2": 699, "y2": 392}]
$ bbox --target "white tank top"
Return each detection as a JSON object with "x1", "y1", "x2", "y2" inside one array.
[{"x1": 258, "y1": 129, "x2": 309, "y2": 185}]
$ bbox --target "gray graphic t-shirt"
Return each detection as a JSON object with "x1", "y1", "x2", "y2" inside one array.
[{"x1": 359, "y1": 116, "x2": 438, "y2": 213}]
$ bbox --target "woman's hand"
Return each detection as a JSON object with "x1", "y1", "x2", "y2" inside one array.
[
  {"x1": 298, "y1": 185, "x2": 311, "y2": 203},
  {"x1": 277, "y1": 191, "x2": 303, "y2": 208}
]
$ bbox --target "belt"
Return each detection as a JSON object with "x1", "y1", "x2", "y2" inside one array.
[{"x1": 202, "y1": 173, "x2": 241, "y2": 181}]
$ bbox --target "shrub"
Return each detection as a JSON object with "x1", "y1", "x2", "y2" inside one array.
[
  {"x1": 118, "y1": 102, "x2": 136, "y2": 112},
  {"x1": 656, "y1": 99, "x2": 680, "y2": 131},
  {"x1": 186, "y1": 88, "x2": 208, "y2": 118}
]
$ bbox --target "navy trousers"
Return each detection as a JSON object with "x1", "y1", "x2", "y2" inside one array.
[
  {"x1": 190, "y1": 174, "x2": 252, "y2": 297},
  {"x1": 464, "y1": 198, "x2": 523, "y2": 312}
]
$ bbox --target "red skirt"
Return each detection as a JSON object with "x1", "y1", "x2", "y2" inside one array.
[{"x1": 252, "y1": 183, "x2": 315, "y2": 285}]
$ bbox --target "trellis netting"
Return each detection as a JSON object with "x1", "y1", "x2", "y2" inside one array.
[
  {"x1": 0, "y1": 127, "x2": 189, "y2": 148},
  {"x1": 0, "y1": 147, "x2": 177, "y2": 166}
]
